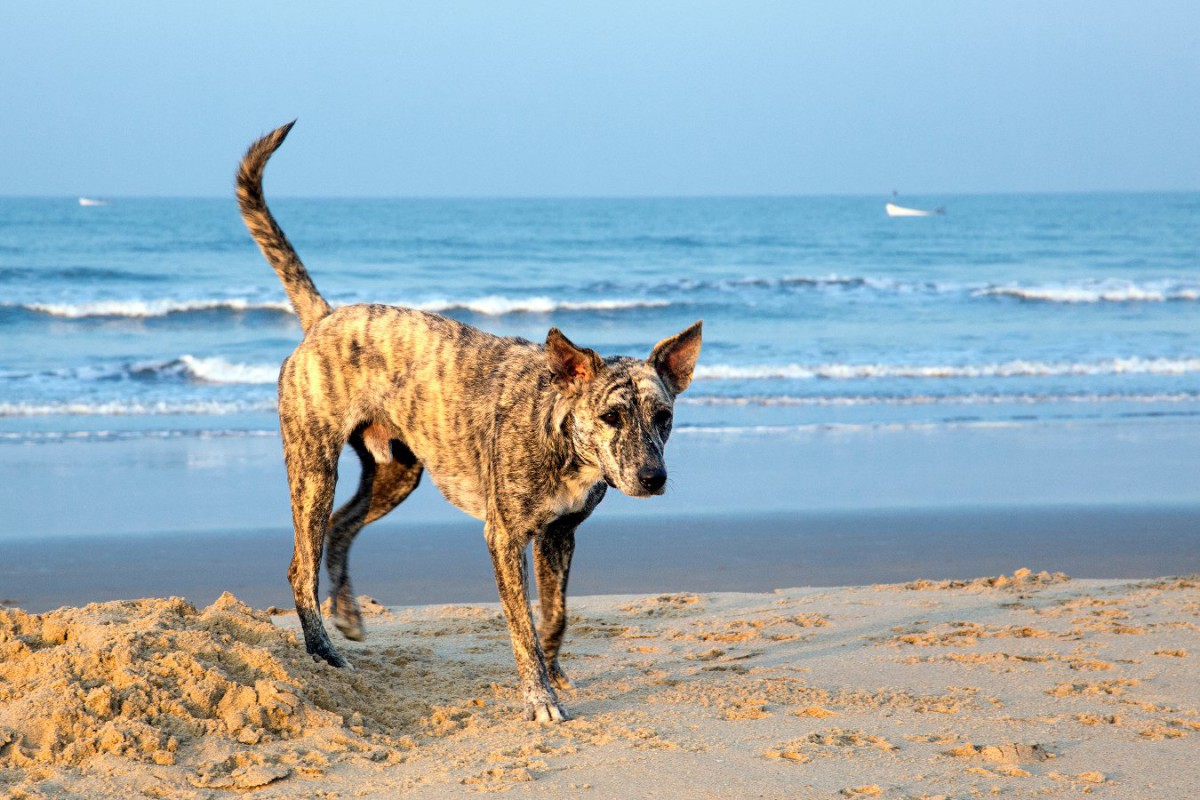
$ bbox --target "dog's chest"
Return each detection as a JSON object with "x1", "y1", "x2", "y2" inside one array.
[{"x1": 546, "y1": 466, "x2": 604, "y2": 517}]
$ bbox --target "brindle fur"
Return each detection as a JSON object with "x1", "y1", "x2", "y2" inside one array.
[{"x1": 237, "y1": 122, "x2": 702, "y2": 722}]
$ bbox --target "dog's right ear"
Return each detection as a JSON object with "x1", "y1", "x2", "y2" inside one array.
[{"x1": 546, "y1": 327, "x2": 602, "y2": 391}]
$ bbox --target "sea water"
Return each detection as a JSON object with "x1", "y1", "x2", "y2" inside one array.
[{"x1": 1, "y1": 193, "x2": 1197, "y2": 444}]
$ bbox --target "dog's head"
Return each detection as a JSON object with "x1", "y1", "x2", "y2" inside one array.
[{"x1": 546, "y1": 321, "x2": 702, "y2": 498}]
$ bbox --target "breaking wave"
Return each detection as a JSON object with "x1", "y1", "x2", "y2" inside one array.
[
  {"x1": 975, "y1": 279, "x2": 1200, "y2": 304},
  {"x1": 20, "y1": 298, "x2": 295, "y2": 319},
  {"x1": 10, "y1": 276, "x2": 1199, "y2": 323},
  {"x1": 3, "y1": 356, "x2": 281, "y2": 386},
  {"x1": 170, "y1": 356, "x2": 279, "y2": 384},
  {"x1": 409, "y1": 296, "x2": 671, "y2": 315},
  {"x1": 0, "y1": 399, "x2": 278, "y2": 418},
  {"x1": 680, "y1": 391, "x2": 1200, "y2": 407},
  {"x1": 13, "y1": 295, "x2": 672, "y2": 321},
  {"x1": 694, "y1": 356, "x2": 1200, "y2": 381},
  {"x1": 12, "y1": 353, "x2": 1200, "y2": 391}
]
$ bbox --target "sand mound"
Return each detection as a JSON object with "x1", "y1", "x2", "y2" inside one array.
[
  {"x1": 0, "y1": 593, "x2": 428, "y2": 794},
  {"x1": 897, "y1": 567, "x2": 1070, "y2": 592},
  {"x1": 946, "y1": 742, "x2": 1053, "y2": 764}
]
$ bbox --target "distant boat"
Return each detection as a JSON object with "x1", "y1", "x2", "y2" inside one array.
[
  {"x1": 78, "y1": 197, "x2": 110, "y2": 207},
  {"x1": 886, "y1": 201, "x2": 944, "y2": 217}
]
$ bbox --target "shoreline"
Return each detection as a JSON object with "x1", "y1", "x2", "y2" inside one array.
[{"x1": 4, "y1": 419, "x2": 1199, "y2": 536}]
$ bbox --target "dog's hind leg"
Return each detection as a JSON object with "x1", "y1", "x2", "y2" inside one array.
[
  {"x1": 282, "y1": 420, "x2": 349, "y2": 668},
  {"x1": 324, "y1": 432, "x2": 375, "y2": 642},
  {"x1": 326, "y1": 434, "x2": 423, "y2": 642}
]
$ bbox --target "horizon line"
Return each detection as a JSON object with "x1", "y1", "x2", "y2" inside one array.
[{"x1": 7, "y1": 188, "x2": 1200, "y2": 202}]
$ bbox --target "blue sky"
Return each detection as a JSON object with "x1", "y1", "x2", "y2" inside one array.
[{"x1": 3, "y1": 2, "x2": 1198, "y2": 197}]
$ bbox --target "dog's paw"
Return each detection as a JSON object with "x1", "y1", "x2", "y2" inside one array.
[
  {"x1": 525, "y1": 700, "x2": 571, "y2": 724},
  {"x1": 310, "y1": 645, "x2": 353, "y2": 670},
  {"x1": 329, "y1": 587, "x2": 367, "y2": 641},
  {"x1": 332, "y1": 611, "x2": 366, "y2": 642},
  {"x1": 547, "y1": 662, "x2": 574, "y2": 691},
  {"x1": 522, "y1": 685, "x2": 570, "y2": 723}
]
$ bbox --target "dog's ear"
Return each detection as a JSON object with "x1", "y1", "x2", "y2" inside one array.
[
  {"x1": 649, "y1": 320, "x2": 702, "y2": 394},
  {"x1": 546, "y1": 327, "x2": 602, "y2": 390}
]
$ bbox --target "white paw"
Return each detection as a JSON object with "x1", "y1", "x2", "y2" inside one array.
[{"x1": 526, "y1": 700, "x2": 570, "y2": 723}]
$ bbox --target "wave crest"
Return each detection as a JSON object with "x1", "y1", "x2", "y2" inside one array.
[
  {"x1": 681, "y1": 391, "x2": 1200, "y2": 407},
  {"x1": 0, "y1": 399, "x2": 278, "y2": 418},
  {"x1": 174, "y1": 355, "x2": 279, "y2": 384},
  {"x1": 1, "y1": 356, "x2": 282, "y2": 386},
  {"x1": 22, "y1": 298, "x2": 294, "y2": 319},
  {"x1": 14, "y1": 295, "x2": 672, "y2": 320},
  {"x1": 694, "y1": 357, "x2": 1200, "y2": 381},
  {"x1": 410, "y1": 296, "x2": 671, "y2": 315},
  {"x1": 977, "y1": 279, "x2": 1200, "y2": 304}
]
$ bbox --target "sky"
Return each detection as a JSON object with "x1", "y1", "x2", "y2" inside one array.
[{"x1": 2, "y1": 2, "x2": 1198, "y2": 197}]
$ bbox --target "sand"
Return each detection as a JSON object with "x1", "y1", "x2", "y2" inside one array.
[{"x1": 2, "y1": 570, "x2": 1199, "y2": 798}]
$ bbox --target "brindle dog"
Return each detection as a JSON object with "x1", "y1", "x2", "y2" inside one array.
[{"x1": 236, "y1": 122, "x2": 701, "y2": 722}]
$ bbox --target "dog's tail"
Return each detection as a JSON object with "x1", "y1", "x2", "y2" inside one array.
[{"x1": 236, "y1": 121, "x2": 332, "y2": 333}]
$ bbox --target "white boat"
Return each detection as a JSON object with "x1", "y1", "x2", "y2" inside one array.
[
  {"x1": 78, "y1": 197, "x2": 109, "y2": 207},
  {"x1": 886, "y1": 202, "x2": 942, "y2": 217}
]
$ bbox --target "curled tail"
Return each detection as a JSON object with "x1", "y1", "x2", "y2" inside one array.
[{"x1": 236, "y1": 121, "x2": 332, "y2": 333}]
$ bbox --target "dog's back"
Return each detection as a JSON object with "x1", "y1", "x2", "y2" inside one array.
[{"x1": 280, "y1": 303, "x2": 546, "y2": 519}]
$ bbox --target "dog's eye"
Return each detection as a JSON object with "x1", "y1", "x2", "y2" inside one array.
[
  {"x1": 599, "y1": 410, "x2": 622, "y2": 427},
  {"x1": 653, "y1": 409, "x2": 672, "y2": 428}
]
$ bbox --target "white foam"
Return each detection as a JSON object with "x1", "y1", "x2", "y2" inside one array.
[
  {"x1": 176, "y1": 355, "x2": 279, "y2": 384},
  {"x1": 977, "y1": 279, "x2": 1200, "y2": 304},
  {"x1": 680, "y1": 391, "x2": 1200, "y2": 407},
  {"x1": 23, "y1": 298, "x2": 294, "y2": 319},
  {"x1": 32, "y1": 356, "x2": 283, "y2": 385},
  {"x1": 0, "y1": 429, "x2": 279, "y2": 444},
  {"x1": 0, "y1": 399, "x2": 278, "y2": 417},
  {"x1": 19, "y1": 294, "x2": 672, "y2": 319},
  {"x1": 410, "y1": 296, "x2": 671, "y2": 315},
  {"x1": 694, "y1": 356, "x2": 1200, "y2": 382},
  {"x1": 674, "y1": 420, "x2": 1026, "y2": 436}
]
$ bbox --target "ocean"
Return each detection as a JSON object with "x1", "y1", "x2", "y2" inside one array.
[{"x1": 1, "y1": 192, "x2": 1198, "y2": 445}]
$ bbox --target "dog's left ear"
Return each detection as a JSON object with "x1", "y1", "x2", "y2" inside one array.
[
  {"x1": 649, "y1": 320, "x2": 702, "y2": 394},
  {"x1": 546, "y1": 327, "x2": 602, "y2": 391}
]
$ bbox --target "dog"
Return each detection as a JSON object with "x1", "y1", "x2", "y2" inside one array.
[{"x1": 236, "y1": 122, "x2": 701, "y2": 722}]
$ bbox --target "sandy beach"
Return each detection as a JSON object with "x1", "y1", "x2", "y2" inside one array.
[{"x1": 3, "y1": 570, "x2": 1199, "y2": 798}]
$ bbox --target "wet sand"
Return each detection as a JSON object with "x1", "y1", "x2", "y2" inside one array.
[
  {"x1": 3, "y1": 422, "x2": 1198, "y2": 613},
  {"x1": 4, "y1": 505, "x2": 1200, "y2": 614}
]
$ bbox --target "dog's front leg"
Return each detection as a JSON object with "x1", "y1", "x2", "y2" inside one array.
[
  {"x1": 534, "y1": 520, "x2": 576, "y2": 690},
  {"x1": 485, "y1": 515, "x2": 568, "y2": 723}
]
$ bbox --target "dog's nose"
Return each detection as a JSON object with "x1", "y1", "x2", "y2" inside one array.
[{"x1": 637, "y1": 467, "x2": 667, "y2": 493}]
